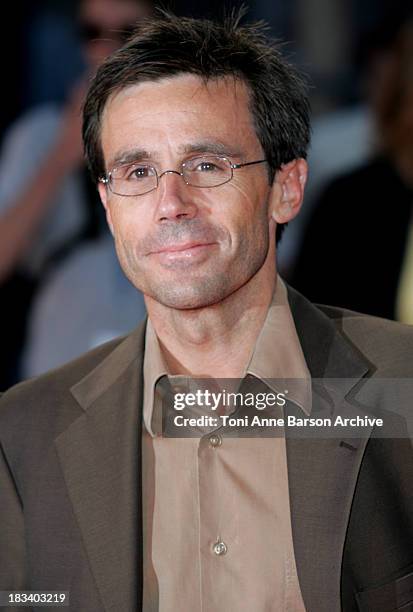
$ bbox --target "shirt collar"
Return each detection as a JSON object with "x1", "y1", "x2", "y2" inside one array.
[
  {"x1": 244, "y1": 276, "x2": 312, "y2": 415},
  {"x1": 143, "y1": 275, "x2": 312, "y2": 437},
  {"x1": 143, "y1": 319, "x2": 168, "y2": 436}
]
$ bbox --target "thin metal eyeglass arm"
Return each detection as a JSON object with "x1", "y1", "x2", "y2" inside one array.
[{"x1": 231, "y1": 159, "x2": 267, "y2": 169}]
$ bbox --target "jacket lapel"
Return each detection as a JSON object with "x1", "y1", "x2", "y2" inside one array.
[
  {"x1": 286, "y1": 285, "x2": 374, "y2": 612},
  {"x1": 55, "y1": 322, "x2": 147, "y2": 612}
]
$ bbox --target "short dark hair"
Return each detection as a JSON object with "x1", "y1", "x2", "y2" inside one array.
[{"x1": 83, "y1": 9, "x2": 311, "y2": 242}]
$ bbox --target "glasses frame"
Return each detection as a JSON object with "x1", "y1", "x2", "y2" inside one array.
[{"x1": 99, "y1": 155, "x2": 267, "y2": 197}]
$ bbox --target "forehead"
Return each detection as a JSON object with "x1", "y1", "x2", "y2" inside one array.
[{"x1": 100, "y1": 74, "x2": 261, "y2": 167}]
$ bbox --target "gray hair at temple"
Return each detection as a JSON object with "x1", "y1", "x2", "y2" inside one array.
[{"x1": 82, "y1": 9, "x2": 311, "y2": 242}]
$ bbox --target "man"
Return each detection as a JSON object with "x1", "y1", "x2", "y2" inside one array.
[{"x1": 1, "y1": 11, "x2": 413, "y2": 612}]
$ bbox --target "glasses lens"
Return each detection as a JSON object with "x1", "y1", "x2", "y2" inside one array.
[
  {"x1": 183, "y1": 156, "x2": 232, "y2": 187},
  {"x1": 110, "y1": 163, "x2": 157, "y2": 196}
]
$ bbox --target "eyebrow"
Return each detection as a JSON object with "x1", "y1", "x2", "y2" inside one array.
[
  {"x1": 106, "y1": 140, "x2": 245, "y2": 171},
  {"x1": 107, "y1": 148, "x2": 151, "y2": 170},
  {"x1": 181, "y1": 141, "x2": 244, "y2": 158}
]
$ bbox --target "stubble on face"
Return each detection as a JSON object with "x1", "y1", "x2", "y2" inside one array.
[{"x1": 113, "y1": 200, "x2": 271, "y2": 310}]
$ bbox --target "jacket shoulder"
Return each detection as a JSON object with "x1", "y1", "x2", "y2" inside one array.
[
  {"x1": 0, "y1": 334, "x2": 128, "y2": 426},
  {"x1": 319, "y1": 303, "x2": 413, "y2": 376}
]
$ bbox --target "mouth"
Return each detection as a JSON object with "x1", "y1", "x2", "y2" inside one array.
[
  {"x1": 150, "y1": 242, "x2": 218, "y2": 265},
  {"x1": 153, "y1": 241, "x2": 215, "y2": 254}
]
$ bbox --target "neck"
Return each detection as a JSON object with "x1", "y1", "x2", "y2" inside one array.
[{"x1": 145, "y1": 244, "x2": 277, "y2": 378}]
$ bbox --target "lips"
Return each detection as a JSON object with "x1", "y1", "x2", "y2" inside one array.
[
  {"x1": 149, "y1": 241, "x2": 218, "y2": 267},
  {"x1": 153, "y1": 242, "x2": 215, "y2": 254}
]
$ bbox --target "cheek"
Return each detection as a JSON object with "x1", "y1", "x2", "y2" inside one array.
[
  {"x1": 226, "y1": 174, "x2": 257, "y2": 200},
  {"x1": 108, "y1": 207, "x2": 147, "y2": 260},
  {"x1": 109, "y1": 202, "x2": 142, "y2": 238},
  {"x1": 222, "y1": 183, "x2": 268, "y2": 242}
]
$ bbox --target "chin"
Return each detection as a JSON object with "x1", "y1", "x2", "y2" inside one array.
[
  {"x1": 148, "y1": 279, "x2": 232, "y2": 311},
  {"x1": 154, "y1": 292, "x2": 222, "y2": 311}
]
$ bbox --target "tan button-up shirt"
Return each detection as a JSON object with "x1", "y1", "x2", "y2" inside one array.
[{"x1": 142, "y1": 276, "x2": 311, "y2": 611}]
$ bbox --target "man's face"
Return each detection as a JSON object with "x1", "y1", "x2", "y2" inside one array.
[{"x1": 99, "y1": 75, "x2": 278, "y2": 310}]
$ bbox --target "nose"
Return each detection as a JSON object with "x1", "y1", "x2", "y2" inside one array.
[{"x1": 155, "y1": 170, "x2": 198, "y2": 222}]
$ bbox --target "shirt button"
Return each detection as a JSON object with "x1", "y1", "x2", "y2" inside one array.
[
  {"x1": 209, "y1": 434, "x2": 222, "y2": 448},
  {"x1": 173, "y1": 385, "x2": 186, "y2": 393},
  {"x1": 213, "y1": 540, "x2": 228, "y2": 556}
]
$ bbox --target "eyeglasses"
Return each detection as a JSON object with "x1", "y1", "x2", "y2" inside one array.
[{"x1": 99, "y1": 155, "x2": 267, "y2": 197}]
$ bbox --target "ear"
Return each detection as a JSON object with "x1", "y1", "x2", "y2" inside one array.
[
  {"x1": 268, "y1": 158, "x2": 308, "y2": 224},
  {"x1": 98, "y1": 181, "x2": 115, "y2": 236}
]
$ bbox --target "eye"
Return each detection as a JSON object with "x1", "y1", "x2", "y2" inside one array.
[
  {"x1": 194, "y1": 161, "x2": 218, "y2": 172},
  {"x1": 189, "y1": 157, "x2": 229, "y2": 173},
  {"x1": 126, "y1": 164, "x2": 155, "y2": 180}
]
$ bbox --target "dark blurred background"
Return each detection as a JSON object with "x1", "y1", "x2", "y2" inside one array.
[
  {"x1": 4, "y1": 0, "x2": 410, "y2": 132},
  {"x1": 1, "y1": 0, "x2": 412, "y2": 390}
]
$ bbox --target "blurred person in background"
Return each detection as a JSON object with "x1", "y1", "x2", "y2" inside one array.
[
  {"x1": 22, "y1": 233, "x2": 146, "y2": 377},
  {"x1": 0, "y1": 0, "x2": 151, "y2": 390},
  {"x1": 24, "y1": 4, "x2": 85, "y2": 108},
  {"x1": 278, "y1": 6, "x2": 412, "y2": 277},
  {"x1": 292, "y1": 18, "x2": 413, "y2": 322}
]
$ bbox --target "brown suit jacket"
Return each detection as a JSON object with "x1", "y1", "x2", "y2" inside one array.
[{"x1": 1, "y1": 285, "x2": 413, "y2": 612}]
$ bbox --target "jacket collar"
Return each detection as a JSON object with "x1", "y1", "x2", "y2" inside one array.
[
  {"x1": 286, "y1": 283, "x2": 371, "y2": 381},
  {"x1": 57, "y1": 323, "x2": 146, "y2": 611},
  {"x1": 285, "y1": 284, "x2": 373, "y2": 611}
]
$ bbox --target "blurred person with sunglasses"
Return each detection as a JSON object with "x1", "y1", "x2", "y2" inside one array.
[{"x1": 0, "y1": 0, "x2": 151, "y2": 390}]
